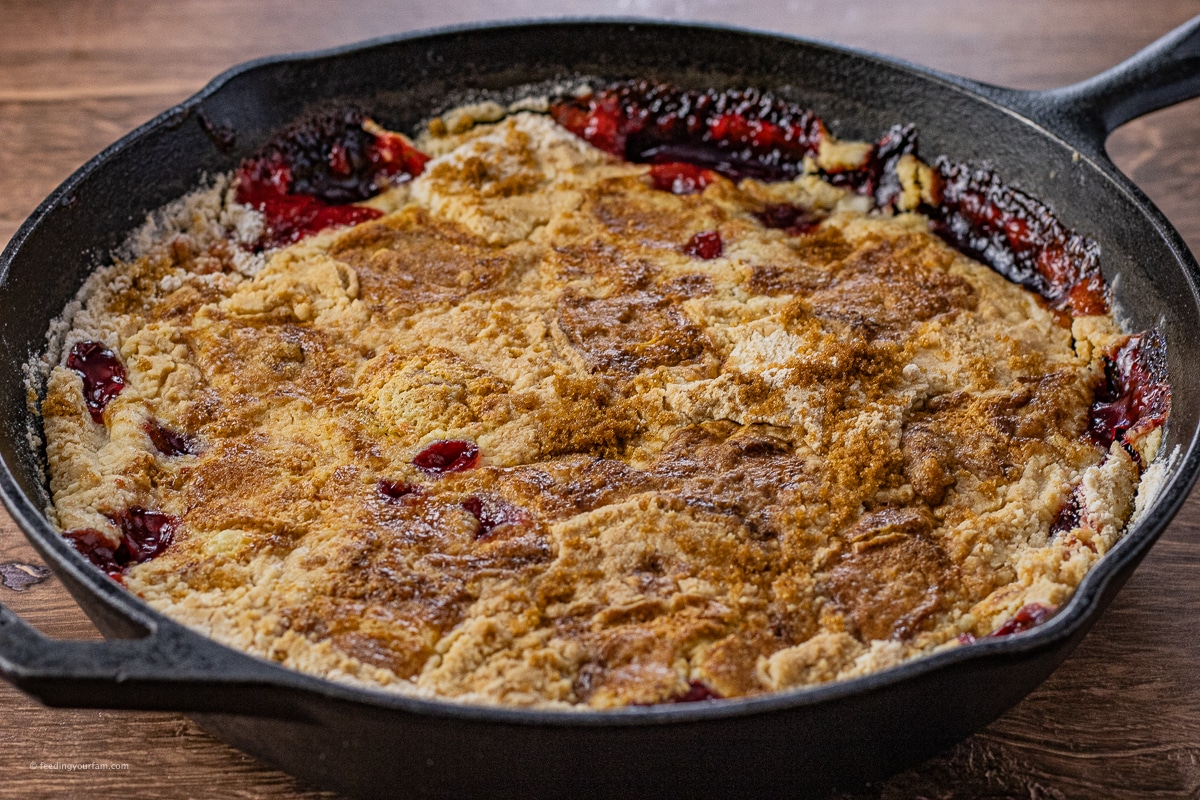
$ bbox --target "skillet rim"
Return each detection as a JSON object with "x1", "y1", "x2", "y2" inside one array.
[{"x1": 1, "y1": 16, "x2": 1198, "y2": 727}]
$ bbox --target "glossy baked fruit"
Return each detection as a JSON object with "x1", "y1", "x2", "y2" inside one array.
[
  {"x1": 926, "y1": 159, "x2": 1108, "y2": 317},
  {"x1": 550, "y1": 80, "x2": 825, "y2": 181},
  {"x1": 64, "y1": 509, "x2": 177, "y2": 579},
  {"x1": 235, "y1": 109, "x2": 429, "y2": 246},
  {"x1": 65, "y1": 341, "x2": 126, "y2": 423},
  {"x1": 413, "y1": 440, "x2": 480, "y2": 475}
]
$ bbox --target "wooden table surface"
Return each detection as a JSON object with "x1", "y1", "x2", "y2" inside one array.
[{"x1": 1, "y1": 1, "x2": 1198, "y2": 798}]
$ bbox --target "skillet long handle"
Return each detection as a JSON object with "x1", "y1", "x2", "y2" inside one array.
[
  {"x1": 1023, "y1": 15, "x2": 1200, "y2": 150},
  {"x1": 0, "y1": 598, "x2": 310, "y2": 718}
]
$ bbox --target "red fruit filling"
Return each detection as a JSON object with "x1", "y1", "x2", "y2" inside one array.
[
  {"x1": 823, "y1": 123, "x2": 919, "y2": 209},
  {"x1": 632, "y1": 680, "x2": 723, "y2": 706},
  {"x1": 648, "y1": 162, "x2": 715, "y2": 195},
  {"x1": 63, "y1": 528, "x2": 124, "y2": 578},
  {"x1": 550, "y1": 81, "x2": 825, "y2": 183},
  {"x1": 551, "y1": 81, "x2": 921, "y2": 210},
  {"x1": 412, "y1": 440, "x2": 480, "y2": 475},
  {"x1": 66, "y1": 341, "x2": 126, "y2": 423},
  {"x1": 684, "y1": 230, "x2": 723, "y2": 260},
  {"x1": 144, "y1": 420, "x2": 198, "y2": 457},
  {"x1": 461, "y1": 495, "x2": 528, "y2": 539},
  {"x1": 671, "y1": 681, "x2": 722, "y2": 703},
  {"x1": 1047, "y1": 490, "x2": 1098, "y2": 552},
  {"x1": 65, "y1": 508, "x2": 178, "y2": 579},
  {"x1": 923, "y1": 159, "x2": 1108, "y2": 317},
  {"x1": 959, "y1": 603, "x2": 1057, "y2": 645},
  {"x1": 754, "y1": 203, "x2": 825, "y2": 235},
  {"x1": 990, "y1": 603, "x2": 1055, "y2": 637},
  {"x1": 378, "y1": 480, "x2": 422, "y2": 502},
  {"x1": 235, "y1": 108, "x2": 429, "y2": 246},
  {"x1": 1048, "y1": 489, "x2": 1085, "y2": 538},
  {"x1": 1088, "y1": 332, "x2": 1170, "y2": 450},
  {"x1": 236, "y1": 183, "x2": 382, "y2": 247}
]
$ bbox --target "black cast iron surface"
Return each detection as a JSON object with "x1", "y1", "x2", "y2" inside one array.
[{"x1": 0, "y1": 18, "x2": 1198, "y2": 799}]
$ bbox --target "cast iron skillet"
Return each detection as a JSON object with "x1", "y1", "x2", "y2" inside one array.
[{"x1": 1, "y1": 18, "x2": 1199, "y2": 799}]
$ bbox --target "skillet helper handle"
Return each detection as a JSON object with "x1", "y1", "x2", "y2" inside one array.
[
  {"x1": 1028, "y1": 15, "x2": 1200, "y2": 149},
  {"x1": 0, "y1": 599, "x2": 309, "y2": 718}
]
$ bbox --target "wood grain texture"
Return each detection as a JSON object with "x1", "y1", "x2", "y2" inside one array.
[{"x1": 0, "y1": 2, "x2": 1197, "y2": 798}]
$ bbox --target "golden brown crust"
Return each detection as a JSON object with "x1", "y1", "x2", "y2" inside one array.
[{"x1": 42, "y1": 110, "x2": 1150, "y2": 708}]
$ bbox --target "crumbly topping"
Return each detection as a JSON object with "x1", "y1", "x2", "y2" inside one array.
[{"x1": 42, "y1": 110, "x2": 1155, "y2": 708}]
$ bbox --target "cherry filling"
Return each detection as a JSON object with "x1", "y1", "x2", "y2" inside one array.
[
  {"x1": 1088, "y1": 332, "x2": 1171, "y2": 449},
  {"x1": 66, "y1": 341, "x2": 126, "y2": 423},
  {"x1": 754, "y1": 203, "x2": 825, "y2": 235},
  {"x1": 461, "y1": 495, "x2": 527, "y2": 539},
  {"x1": 683, "y1": 230, "x2": 723, "y2": 260},
  {"x1": 235, "y1": 108, "x2": 429, "y2": 246},
  {"x1": 1047, "y1": 490, "x2": 1098, "y2": 553},
  {"x1": 235, "y1": 182, "x2": 382, "y2": 247},
  {"x1": 550, "y1": 80, "x2": 825, "y2": 183},
  {"x1": 551, "y1": 81, "x2": 924, "y2": 210},
  {"x1": 922, "y1": 159, "x2": 1108, "y2": 317},
  {"x1": 632, "y1": 680, "x2": 723, "y2": 706},
  {"x1": 990, "y1": 603, "x2": 1055, "y2": 637},
  {"x1": 378, "y1": 480, "x2": 422, "y2": 502},
  {"x1": 239, "y1": 109, "x2": 428, "y2": 202},
  {"x1": 412, "y1": 440, "x2": 480, "y2": 475},
  {"x1": 958, "y1": 603, "x2": 1056, "y2": 644},
  {"x1": 65, "y1": 507, "x2": 178, "y2": 578},
  {"x1": 672, "y1": 681, "x2": 722, "y2": 703},
  {"x1": 1048, "y1": 490, "x2": 1085, "y2": 538},
  {"x1": 143, "y1": 420, "x2": 198, "y2": 457},
  {"x1": 63, "y1": 528, "x2": 124, "y2": 578},
  {"x1": 110, "y1": 508, "x2": 177, "y2": 563},
  {"x1": 648, "y1": 162, "x2": 715, "y2": 195},
  {"x1": 823, "y1": 123, "x2": 919, "y2": 209}
]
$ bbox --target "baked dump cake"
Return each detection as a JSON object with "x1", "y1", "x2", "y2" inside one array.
[{"x1": 39, "y1": 82, "x2": 1170, "y2": 707}]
